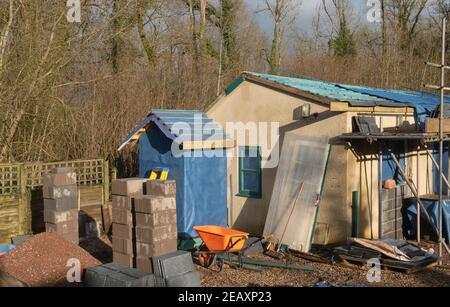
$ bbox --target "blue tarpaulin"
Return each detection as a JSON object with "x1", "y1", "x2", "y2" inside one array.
[
  {"x1": 405, "y1": 199, "x2": 450, "y2": 243},
  {"x1": 338, "y1": 84, "x2": 450, "y2": 128},
  {"x1": 139, "y1": 123, "x2": 228, "y2": 239}
]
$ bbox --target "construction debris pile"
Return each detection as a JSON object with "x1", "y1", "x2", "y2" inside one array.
[
  {"x1": 43, "y1": 167, "x2": 79, "y2": 245},
  {"x1": 0, "y1": 233, "x2": 101, "y2": 287}
]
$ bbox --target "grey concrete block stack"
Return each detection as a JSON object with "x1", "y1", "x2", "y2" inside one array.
[
  {"x1": 152, "y1": 251, "x2": 201, "y2": 287},
  {"x1": 43, "y1": 167, "x2": 79, "y2": 244},
  {"x1": 134, "y1": 180, "x2": 178, "y2": 273},
  {"x1": 111, "y1": 178, "x2": 147, "y2": 268},
  {"x1": 85, "y1": 263, "x2": 158, "y2": 287}
]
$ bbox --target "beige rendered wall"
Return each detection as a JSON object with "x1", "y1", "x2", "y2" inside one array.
[
  {"x1": 207, "y1": 80, "x2": 436, "y2": 243},
  {"x1": 207, "y1": 80, "x2": 346, "y2": 237}
]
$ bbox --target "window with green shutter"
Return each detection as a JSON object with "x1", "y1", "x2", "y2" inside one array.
[{"x1": 238, "y1": 146, "x2": 262, "y2": 198}]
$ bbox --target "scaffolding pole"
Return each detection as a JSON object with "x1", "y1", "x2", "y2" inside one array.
[
  {"x1": 385, "y1": 145, "x2": 450, "y2": 256},
  {"x1": 424, "y1": 18, "x2": 448, "y2": 264}
]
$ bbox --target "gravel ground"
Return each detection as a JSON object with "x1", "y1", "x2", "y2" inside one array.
[
  {"x1": 197, "y1": 253, "x2": 450, "y2": 288},
  {"x1": 0, "y1": 233, "x2": 101, "y2": 287}
]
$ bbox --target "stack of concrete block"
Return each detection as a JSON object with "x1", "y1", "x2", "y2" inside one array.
[
  {"x1": 111, "y1": 178, "x2": 147, "y2": 268},
  {"x1": 85, "y1": 263, "x2": 158, "y2": 287},
  {"x1": 152, "y1": 251, "x2": 201, "y2": 287},
  {"x1": 43, "y1": 167, "x2": 79, "y2": 244},
  {"x1": 135, "y1": 180, "x2": 178, "y2": 273}
]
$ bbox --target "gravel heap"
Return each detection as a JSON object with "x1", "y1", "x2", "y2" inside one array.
[{"x1": 0, "y1": 233, "x2": 101, "y2": 287}]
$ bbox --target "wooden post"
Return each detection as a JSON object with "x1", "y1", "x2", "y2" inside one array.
[
  {"x1": 18, "y1": 164, "x2": 30, "y2": 235},
  {"x1": 103, "y1": 160, "x2": 110, "y2": 204}
]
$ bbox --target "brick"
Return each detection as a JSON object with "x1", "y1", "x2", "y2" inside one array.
[
  {"x1": 113, "y1": 252, "x2": 134, "y2": 268},
  {"x1": 45, "y1": 221, "x2": 78, "y2": 235},
  {"x1": 136, "y1": 257, "x2": 154, "y2": 273},
  {"x1": 135, "y1": 210, "x2": 177, "y2": 228},
  {"x1": 112, "y1": 236, "x2": 134, "y2": 255},
  {"x1": 135, "y1": 225, "x2": 177, "y2": 244},
  {"x1": 43, "y1": 172, "x2": 77, "y2": 187},
  {"x1": 113, "y1": 223, "x2": 133, "y2": 240},
  {"x1": 112, "y1": 208, "x2": 133, "y2": 225},
  {"x1": 42, "y1": 185, "x2": 78, "y2": 200},
  {"x1": 145, "y1": 180, "x2": 176, "y2": 197},
  {"x1": 112, "y1": 195, "x2": 133, "y2": 211},
  {"x1": 112, "y1": 178, "x2": 147, "y2": 197},
  {"x1": 135, "y1": 196, "x2": 176, "y2": 214},
  {"x1": 44, "y1": 198, "x2": 78, "y2": 211},
  {"x1": 136, "y1": 239, "x2": 178, "y2": 258},
  {"x1": 44, "y1": 209, "x2": 78, "y2": 224}
]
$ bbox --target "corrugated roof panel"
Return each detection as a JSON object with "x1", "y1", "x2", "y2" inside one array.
[
  {"x1": 118, "y1": 109, "x2": 231, "y2": 151},
  {"x1": 250, "y1": 73, "x2": 396, "y2": 105}
]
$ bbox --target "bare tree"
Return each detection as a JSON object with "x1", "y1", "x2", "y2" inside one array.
[{"x1": 259, "y1": 0, "x2": 301, "y2": 74}]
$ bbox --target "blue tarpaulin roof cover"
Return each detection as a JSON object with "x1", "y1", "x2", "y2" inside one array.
[
  {"x1": 139, "y1": 120, "x2": 228, "y2": 238},
  {"x1": 118, "y1": 109, "x2": 230, "y2": 151},
  {"x1": 242, "y1": 72, "x2": 450, "y2": 126}
]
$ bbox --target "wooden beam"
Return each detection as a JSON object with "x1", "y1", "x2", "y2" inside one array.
[
  {"x1": 425, "y1": 118, "x2": 450, "y2": 133},
  {"x1": 330, "y1": 102, "x2": 415, "y2": 114},
  {"x1": 182, "y1": 140, "x2": 235, "y2": 150}
]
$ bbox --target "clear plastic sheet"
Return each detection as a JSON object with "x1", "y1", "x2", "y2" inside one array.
[{"x1": 263, "y1": 133, "x2": 330, "y2": 252}]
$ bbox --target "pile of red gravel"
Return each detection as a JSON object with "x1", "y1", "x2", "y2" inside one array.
[{"x1": 0, "y1": 233, "x2": 101, "y2": 287}]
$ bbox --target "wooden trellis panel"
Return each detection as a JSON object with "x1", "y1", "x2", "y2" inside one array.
[
  {"x1": 0, "y1": 159, "x2": 110, "y2": 243},
  {"x1": 23, "y1": 159, "x2": 105, "y2": 189},
  {"x1": 0, "y1": 164, "x2": 20, "y2": 195}
]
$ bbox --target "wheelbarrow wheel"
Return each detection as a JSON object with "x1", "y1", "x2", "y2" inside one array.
[{"x1": 198, "y1": 252, "x2": 216, "y2": 268}]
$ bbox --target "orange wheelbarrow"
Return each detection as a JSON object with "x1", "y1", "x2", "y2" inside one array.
[{"x1": 194, "y1": 226, "x2": 264, "y2": 271}]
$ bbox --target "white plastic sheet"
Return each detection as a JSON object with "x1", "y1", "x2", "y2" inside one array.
[{"x1": 263, "y1": 133, "x2": 330, "y2": 252}]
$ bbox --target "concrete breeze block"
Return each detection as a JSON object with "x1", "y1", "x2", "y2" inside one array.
[
  {"x1": 112, "y1": 178, "x2": 147, "y2": 197},
  {"x1": 44, "y1": 209, "x2": 78, "y2": 224},
  {"x1": 135, "y1": 210, "x2": 177, "y2": 228},
  {"x1": 134, "y1": 196, "x2": 176, "y2": 214},
  {"x1": 135, "y1": 225, "x2": 177, "y2": 244},
  {"x1": 145, "y1": 180, "x2": 176, "y2": 197},
  {"x1": 112, "y1": 223, "x2": 133, "y2": 240},
  {"x1": 42, "y1": 185, "x2": 78, "y2": 200},
  {"x1": 43, "y1": 172, "x2": 77, "y2": 187},
  {"x1": 136, "y1": 239, "x2": 178, "y2": 258},
  {"x1": 44, "y1": 197, "x2": 78, "y2": 211},
  {"x1": 112, "y1": 195, "x2": 133, "y2": 211},
  {"x1": 112, "y1": 208, "x2": 133, "y2": 225}
]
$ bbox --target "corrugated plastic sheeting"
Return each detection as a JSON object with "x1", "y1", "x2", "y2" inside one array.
[
  {"x1": 405, "y1": 199, "x2": 450, "y2": 243},
  {"x1": 250, "y1": 73, "x2": 393, "y2": 104},
  {"x1": 263, "y1": 133, "x2": 330, "y2": 253},
  {"x1": 339, "y1": 84, "x2": 450, "y2": 126},
  {"x1": 139, "y1": 125, "x2": 228, "y2": 239},
  {"x1": 119, "y1": 110, "x2": 231, "y2": 151}
]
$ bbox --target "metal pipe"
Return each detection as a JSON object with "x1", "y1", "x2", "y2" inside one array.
[
  {"x1": 378, "y1": 145, "x2": 383, "y2": 239},
  {"x1": 352, "y1": 191, "x2": 359, "y2": 238},
  {"x1": 417, "y1": 146, "x2": 421, "y2": 243},
  {"x1": 439, "y1": 18, "x2": 447, "y2": 263},
  {"x1": 424, "y1": 146, "x2": 450, "y2": 191}
]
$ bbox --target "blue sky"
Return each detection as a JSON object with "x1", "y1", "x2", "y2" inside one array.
[{"x1": 246, "y1": 0, "x2": 368, "y2": 35}]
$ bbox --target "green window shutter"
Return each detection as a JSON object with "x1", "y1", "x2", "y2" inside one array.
[{"x1": 238, "y1": 146, "x2": 262, "y2": 198}]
